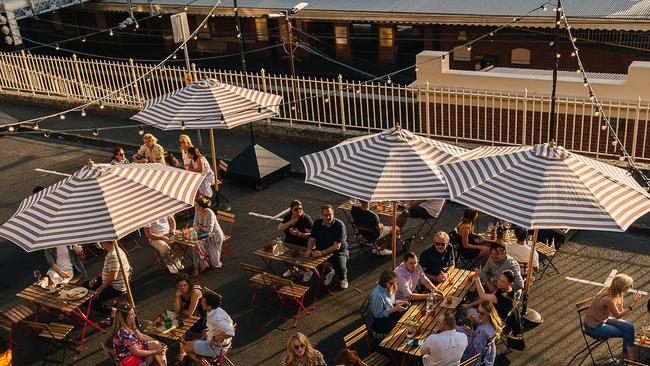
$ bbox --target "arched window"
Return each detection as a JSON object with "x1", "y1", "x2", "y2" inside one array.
[{"x1": 511, "y1": 48, "x2": 531, "y2": 65}]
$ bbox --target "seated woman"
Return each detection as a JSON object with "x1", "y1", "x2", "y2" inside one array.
[
  {"x1": 283, "y1": 332, "x2": 326, "y2": 366},
  {"x1": 133, "y1": 134, "x2": 165, "y2": 164},
  {"x1": 192, "y1": 197, "x2": 225, "y2": 277},
  {"x1": 458, "y1": 301, "x2": 502, "y2": 366},
  {"x1": 187, "y1": 147, "x2": 215, "y2": 201},
  {"x1": 454, "y1": 208, "x2": 490, "y2": 260},
  {"x1": 462, "y1": 270, "x2": 521, "y2": 335},
  {"x1": 367, "y1": 270, "x2": 408, "y2": 335},
  {"x1": 172, "y1": 273, "x2": 206, "y2": 338},
  {"x1": 583, "y1": 273, "x2": 640, "y2": 361},
  {"x1": 112, "y1": 304, "x2": 168, "y2": 366},
  {"x1": 277, "y1": 200, "x2": 313, "y2": 281},
  {"x1": 45, "y1": 245, "x2": 86, "y2": 285}
]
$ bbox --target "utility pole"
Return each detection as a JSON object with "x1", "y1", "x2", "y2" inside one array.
[
  {"x1": 549, "y1": 0, "x2": 561, "y2": 144},
  {"x1": 233, "y1": 0, "x2": 254, "y2": 144},
  {"x1": 284, "y1": 11, "x2": 300, "y2": 119}
]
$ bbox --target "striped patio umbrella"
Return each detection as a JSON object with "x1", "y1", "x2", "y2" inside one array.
[
  {"x1": 130, "y1": 79, "x2": 282, "y2": 130},
  {"x1": 0, "y1": 163, "x2": 205, "y2": 252},
  {"x1": 301, "y1": 126, "x2": 468, "y2": 266},
  {"x1": 439, "y1": 143, "x2": 650, "y2": 231}
]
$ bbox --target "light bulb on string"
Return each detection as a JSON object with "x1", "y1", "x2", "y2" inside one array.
[
  {"x1": 34, "y1": 122, "x2": 39, "y2": 130},
  {"x1": 158, "y1": 13, "x2": 163, "y2": 19},
  {"x1": 619, "y1": 155, "x2": 625, "y2": 161},
  {"x1": 181, "y1": 121, "x2": 186, "y2": 130},
  {"x1": 193, "y1": 35, "x2": 198, "y2": 40},
  {"x1": 184, "y1": 5, "x2": 188, "y2": 11},
  {"x1": 611, "y1": 140, "x2": 617, "y2": 147},
  {"x1": 414, "y1": 66, "x2": 419, "y2": 73},
  {"x1": 556, "y1": 53, "x2": 561, "y2": 59},
  {"x1": 594, "y1": 109, "x2": 600, "y2": 117},
  {"x1": 59, "y1": 114, "x2": 66, "y2": 120},
  {"x1": 43, "y1": 131, "x2": 50, "y2": 138},
  {"x1": 555, "y1": 20, "x2": 560, "y2": 25},
  {"x1": 386, "y1": 76, "x2": 392, "y2": 84},
  {"x1": 99, "y1": 102, "x2": 105, "y2": 110},
  {"x1": 549, "y1": 41, "x2": 554, "y2": 46},
  {"x1": 576, "y1": 69, "x2": 581, "y2": 73},
  {"x1": 489, "y1": 32, "x2": 494, "y2": 37},
  {"x1": 589, "y1": 92, "x2": 595, "y2": 101},
  {"x1": 571, "y1": 51, "x2": 576, "y2": 57},
  {"x1": 356, "y1": 88, "x2": 361, "y2": 94},
  {"x1": 571, "y1": 37, "x2": 577, "y2": 42},
  {"x1": 257, "y1": 107, "x2": 262, "y2": 113},
  {"x1": 81, "y1": 109, "x2": 87, "y2": 117},
  {"x1": 211, "y1": 13, "x2": 216, "y2": 17},
  {"x1": 542, "y1": 6, "x2": 547, "y2": 11},
  {"x1": 92, "y1": 128, "x2": 99, "y2": 136},
  {"x1": 291, "y1": 103, "x2": 297, "y2": 111},
  {"x1": 583, "y1": 80, "x2": 589, "y2": 87},
  {"x1": 81, "y1": 37, "x2": 86, "y2": 43},
  {"x1": 441, "y1": 54, "x2": 446, "y2": 62},
  {"x1": 134, "y1": 23, "x2": 139, "y2": 30},
  {"x1": 8, "y1": 125, "x2": 15, "y2": 132},
  {"x1": 138, "y1": 126, "x2": 144, "y2": 135},
  {"x1": 466, "y1": 45, "x2": 472, "y2": 51},
  {"x1": 109, "y1": 29, "x2": 114, "y2": 36},
  {"x1": 55, "y1": 44, "x2": 60, "y2": 51},
  {"x1": 601, "y1": 124, "x2": 608, "y2": 131},
  {"x1": 557, "y1": 7, "x2": 562, "y2": 11},
  {"x1": 203, "y1": 24, "x2": 208, "y2": 29},
  {"x1": 172, "y1": 54, "x2": 177, "y2": 59},
  {"x1": 324, "y1": 96, "x2": 330, "y2": 103}
]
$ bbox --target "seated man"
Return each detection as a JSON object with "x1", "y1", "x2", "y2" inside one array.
[
  {"x1": 350, "y1": 200, "x2": 395, "y2": 256},
  {"x1": 84, "y1": 241, "x2": 131, "y2": 315},
  {"x1": 421, "y1": 312, "x2": 468, "y2": 366},
  {"x1": 419, "y1": 232, "x2": 455, "y2": 284},
  {"x1": 367, "y1": 270, "x2": 408, "y2": 335},
  {"x1": 478, "y1": 242, "x2": 524, "y2": 293},
  {"x1": 45, "y1": 245, "x2": 87, "y2": 285},
  {"x1": 396, "y1": 199, "x2": 445, "y2": 228},
  {"x1": 506, "y1": 227, "x2": 539, "y2": 273},
  {"x1": 395, "y1": 252, "x2": 443, "y2": 301},
  {"x1": 143, "y1": 215, "x2": 182, "y2": 274},
  {"x1": 178, "y1": 291, "x2": 235, "y2": 364},
  {"x1": 307, "y1": 205, "x2": 350, "y2": 290}
]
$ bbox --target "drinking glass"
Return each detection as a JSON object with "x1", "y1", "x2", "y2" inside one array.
[
  {"x1": 426, "y1": 301, "x2": 434, "y2": 314},
  {"x1": 406, "y1": 326, "x2": 416, "y2": 340},
  {"x1": 33, "y1": 270, "x2": 41, "y2": 283},
  {"x1": 504, "y1": 221, "x2": 511, "y2": 230}
]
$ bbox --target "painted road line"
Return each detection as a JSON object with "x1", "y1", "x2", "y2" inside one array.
[
  {"x1": 248, "y1": 212, "x2": 283, "y2": 221},
  {"x1": 565, "y1": 276, "x2": 647, "y2": 295},
  {"x1": 35, "y1": 168, "x2": 72, "y2": 177}
]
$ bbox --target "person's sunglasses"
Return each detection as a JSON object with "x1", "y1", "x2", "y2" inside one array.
[
  {"x1": 293, "y1": 207, "x2": 303, "y2": 212},
  {"x1": 434, "y1": 241, "x2": 447, "y2": 247},
  {"x1": 293, "y1": 344, "x2": 305, "y2": 350}
]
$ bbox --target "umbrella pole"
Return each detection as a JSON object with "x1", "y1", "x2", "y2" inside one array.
[
  {"x1": 391, "y1": 202, "x2": 397, "y2": 269},
  {"x1": 209, "y1": 128, "x2": 219, "y2": 191},
  {"x1": 114, "y1": 241, "x2": 136, "y2": 310}
]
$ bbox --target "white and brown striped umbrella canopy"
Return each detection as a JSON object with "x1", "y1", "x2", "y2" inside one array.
[
  {"x1": 130, "y1": 79, "x2": 283, "y2": 130},
  {"x1": 440, "y1": 143, "x2": 650, "y2": 231},
  {"x1": 300, "y1": 126, "x2": 468, "y2": 201},
  {"x1": 0, "y1": 163, "x2": 205, "y2": 252}
]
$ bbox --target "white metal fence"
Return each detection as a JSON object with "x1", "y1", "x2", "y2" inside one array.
[{"x1": 1, "y1": 51, "x2": 649, "y2": 162}]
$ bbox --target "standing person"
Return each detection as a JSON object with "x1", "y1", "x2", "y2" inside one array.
[
  {"x1": 458, "y1": 301, "x2": 503, "y2": 366},
  {"x1": 143, "y1": 216, "x2": 181, "y2": 274},
  {"x1": 307, "y1": 205, "x2": 349, "y2": 290},
  {"x1": 455, "y1": 208, "x2": 490, "y2": 259},
  {"x1": 44, "y1": 245, "x2": 87, "y2": 285},
  {"x1": 420, "y1": 312, "x2": 468, "y2": 366},
  {"x1": 283, "y1": 332, "x2": 327, "y2": 366},
  {"x1": 187, "y1": 146, "x2": 216, "y2": 200},
  {"x1": 367, "y1": 270, "x2": 408, "y2": 334},
  {"x1": 583, "y1": 273, "x2": 640, "y2": 361},
  {"x1": 179, "y1": 134, "x2": 194, "y2": 170},
  {"x1": 177, "y1": 291, "x2": 235, "y2": 365},
  {"x1": 84, "y1": 241, "x2": 131, "y2": 316},
  {"x1": 419, "y1": 232, "x2": 455, "y2": 284},
  {"x1": 277, "y1": 200, "x2": 313, "y2": 280},
  {"x1": 192, "y1": 197, "x2": 225, "y2": 277},
  {"x1": 394, "y1": 252, "x2": 443, "y2": 302},
  {"x1": 134, "y1": 133, "x2": 165, "y2": 164},
  {"x1": 110, "y1": 147, "x2": 130, "y2": 165},
  {"x1": 350, "y1": 200, "x2": 394, "y2": 256},
  {"x1": 506, "y1": 227, "x2": 539, "y2": 273},
  {"x1": 112, "y1": 303, "x2": 168, "y2": 366},
  {"x1": 172, "y1": 273, "x2": 206, "y2": 337}
]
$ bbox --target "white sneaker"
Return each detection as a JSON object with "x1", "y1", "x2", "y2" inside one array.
[
  {"x1": 282, "y1": 269, "x2": 293, "y2": 278},
  {"x1": 323, "y1": 269, "x2": 335, "y2": 286},
  {"x1": 377, "y1": 249, "x2": 392, "y2": 256},
  {"x1": 340, "y1": 280, "x2": 349, "y2": 289},
  {"x1": 174, "y1": 258, "x2": 184, "y2": 270},
  {"x1": 165, "y1": 263, "x2": 179, "y2": 274},
  {"x1": 301, "y1": 270, "x2": 313, "y2": 283}
]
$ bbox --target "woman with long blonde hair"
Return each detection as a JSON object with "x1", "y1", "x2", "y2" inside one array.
[
  {"x1": 111, "y1": 304, "x2": 168, "y2": 366},
  {"x1": 178, "y1": 134, "x2": 193, "y2": 170},
  {"x1": 459, "y1": 301, "x2": 502, "y2": 366},
  {"x1": 584, "y1": 273, "x2": 640, "y2": 360},
  {"x1": 283, "y1": 332, "x2": 326, "y2": 366}
]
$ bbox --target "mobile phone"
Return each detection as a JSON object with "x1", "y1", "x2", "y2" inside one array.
[{"x1": 402, "y1": 302, "x2": 411, "y2": 309}]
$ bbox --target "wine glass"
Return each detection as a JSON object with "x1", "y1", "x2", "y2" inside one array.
[
  {"x1": 33, "y1": 270, "x2": 41, "y2": 284},
  {"x1": 503, "y1": 221, "x2": 511, "y2": 230}
]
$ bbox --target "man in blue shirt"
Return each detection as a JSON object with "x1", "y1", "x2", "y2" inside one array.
[
  {"x1": 368, "y1": 270, "x2": 408, "y2": 334},
  {"x1": 307, "y1": 204, "x2": 349, "y2": 289}
]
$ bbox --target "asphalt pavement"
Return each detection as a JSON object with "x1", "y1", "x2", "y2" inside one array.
[{"x1": 1, "y1": 111, "x2": 650, "y2": 365}]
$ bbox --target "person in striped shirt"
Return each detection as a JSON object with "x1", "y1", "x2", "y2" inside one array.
[{"x1": 84, "y1": 241, "x2": 132, "y2": 315}]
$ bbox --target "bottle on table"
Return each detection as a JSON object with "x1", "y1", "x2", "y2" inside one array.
[
  {"x1": 426, "y1": 290, "x2": 435, "y2": 313},
  {"x1": 163, "y1": 312, "x2": 172, "y2": 329}
]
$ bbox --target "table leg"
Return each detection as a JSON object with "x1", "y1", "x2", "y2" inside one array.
[
  {"x1": 311, "y1": 263, "x2": 331, "y2": 309},
  {"x1": 71, "y1": 296, "x2": 106, "y2": 349}
]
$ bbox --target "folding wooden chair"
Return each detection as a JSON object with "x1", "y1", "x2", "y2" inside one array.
[
  {"x1": 343, "y1": 324, "x2": 391, "y2": 366},
  {"x1": 459, "y1": 353, "x2": 481, "y2": 366},
  {"x1": 240, "y1": 263, "x2": 275, "y2": 311},
  {"x1": 202, "y1": 323, "x2": 236, "y2": 366},
  {"x1": 536, "y1": 240, "x2": 560, "y2": 279},
  {"x1": 566, "y1": 297, "x2": 615, "y2": 366},
  {"x1": 0, "y1": 305, "x2": 34, "y2": 352},
  {"x1": 217, "y1": 210, "x2": 236, "y2": 259},
  {"x1": 265, "y1": 273, "x2": 310, "y2": 327},
  {"x1": 358, "y1": 298, "x2": 385, "y2": 344},
  {"x1": 23, "y1": 320, "x2": 75, "y2": 365},
  {"x1": 411, "y1": 199, "x2": 445, "y2": 243},
  {"x1": 624, "y1": 360, "x2": 646, "y2": 366},
  {"x1": 350, "y1": 220, "x2": 380, "y2": 263}
]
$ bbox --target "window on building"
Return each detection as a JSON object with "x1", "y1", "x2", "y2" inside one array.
[
  {"x1": 335, "y1": 25, "x2": 348, "y2": 45},
  {"x1": 458, "y1": 31, "x2": 467, "y2": 41},
  {"x1": 379, "y1": 26, "x2": 394, "y2": 47},
  {"x1": 255, "y1": 18, "x2": 269, "y2": 41},
  {"x1": 511, "y1": 48, "x2": 531, "y2": 65},
  {"x1": 453, "y1": 47, "x2": 471, "y2": 61}
]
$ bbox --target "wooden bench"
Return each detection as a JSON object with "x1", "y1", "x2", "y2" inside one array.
[
  {"x1": 217, "y1": 210, "x2": 236, "y2": 258},
  {"x1": 459, "y1": 352, "x2": 481, "y2": 366},
  {"x1": 343, "y1": 324, "x2": 390, "y2": 366}
]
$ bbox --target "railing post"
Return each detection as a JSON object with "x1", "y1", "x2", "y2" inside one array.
[
  {"x1": 20, "y1": 50, "x2": 35, "y2": 95},
  {"x1": 191, "y1": 63, "x2": 198, "y2": 83},
  {"x1": 338, "y1": 74, "x2": 346, "y2": 132},
  {"x1": 632, "y1": 97, "x2": 641, "y2": 159},
  {"x1": 71, "y1": 54, "x2": 86, "y2": 100},
  {"x1": 260, "y1": 68, "x2": 271, "y2": 124},
  {"x1": 128, "y1": 58, "x2": 142, "y2": 105},
  {"x1": 522, "y1": 89, "x2": 528, "y2": 146},
  {"x1": 425, "y1": 81, "x2": 431, "y2": 137}
]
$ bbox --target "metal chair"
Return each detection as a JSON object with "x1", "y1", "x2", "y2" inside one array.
[
  {"x1": 566, "y1": 297, "x2": 615, "y2": 366},
  {"x1": 411, "y1": 199, "x2": 445, "y2": 243}
]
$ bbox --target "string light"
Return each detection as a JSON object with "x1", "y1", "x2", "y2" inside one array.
[
  {"x1": 594, "y1": 109, "x2": 600, "y2": 117},
  {"x1": 99, "y1": 102, "x2": 105, "y2": 110},
  {"x1": 59, "y1": 114, "x2": 66, "y2": 120},
  {"x1": 386, "y1": 76, "x2": 392, "y2": 84},
  {"x1": 184, "y1": 5, "x2": 188, "y2": 10},
  {"x1": 81, "y1": 37, "x2": 86, "y2": 43},
  {"x1": 611, "y1": 140, "x2": 617, "y2": 146},
  {"x1": 181, "y1": 121, "x2": 186, "y2": 130},
  {"x1": 442, "y1": 54, "x2": 446, "y2": 62},
  {"x1": 570, "y1": 51, "x2": 576, "y2": 57},
  {"x1": 619, "y1": 156, "x2": 625, "y2": 161},
  {"x1": 138, "y1": 126, "x2": 144, "y2": 135},
  {"x1": 556, "y1": 53, "x2": 561, "y2": 59},
  {"x1": 81, "y1": 109, "x2": 87, "y2": 117},
  {"x1": 601, "y1": 124, "x2": 608, "y2": 131},
  {"x1": 43, "y1": 131, "x2": 50, "y2": 137},
  {"x1": 324, "y1": 96, "x2": 330, "y2": 103},
  {"x1": 193, "y1": 35, "x2": 198, "y2": 40},
  {"x1": 414, "y1": 66, "x2": 419, "y2": 73},
  {"x1": 55, "y1": 44, "x2": 60, "y2": 51},
  {"x1": 134, "y1": 23, "x2": 140, "y2": 30},
  {"x1": 172, "y1": 54, "x2": 177, "y2": 59},
  {"x1": 33, "y1": 122, "x2": 39, "y2": 130},
  {"x1": 257, "y1": 107, "x2": 262, "y2": 113},
  {"x1": 8, "y1": 126, "x2": 15, "y2": 132},
  {"x1": 109, "y1": 29, "x2": 114, "y2": 36},
  {"x1": 92, "y1": 128, "x2": 99, "y2": 136},
  {"x1": 466, "y1": 45, "x2": 472, "y2": 51}
]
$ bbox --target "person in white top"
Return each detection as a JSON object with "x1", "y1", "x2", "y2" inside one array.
[
  {"x1": 506, "y1": 227, "x2": 539, "y2": 272},
  {"x1": 46, "y1": 246, "x2": 75, "y2": 285},
  {"x1": 192, "y1": 196, "x2": 225, "y2": 277},
  {"x1": 143, "y1": 216, "x2": 182, "y2": 274},
  {"x1": 179, "y1": 134, "x2": 194, "y2": 170},
  {"x1": 421, "y1": 312, "x2": 468, "y2": 366},
  {"x1": 396, "y1": 199, "x2": 445, "y2": 228},
  {"x1": 187, "y1": 146, "x2": 216, "y2": 199},
  {"x1": 178, "y1": 291, "x2": 235, "y2": 364}
]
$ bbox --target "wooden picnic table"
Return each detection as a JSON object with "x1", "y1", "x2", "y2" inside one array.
[
  {"x1": 337, "y1": 199, "x2": 403, "y2": 217},
  {"x1": 145, "y1": 313, "x2": 200, "y2": 343},
  {"x1": 254, "y1": 243, "x2": 332, "y2": 307},
  {"x1": 378, "y1": 268, "x2": 475, "y2": 364},
  {"x1": 16, "y1": 282, "x2": 102, "y2": 349}
]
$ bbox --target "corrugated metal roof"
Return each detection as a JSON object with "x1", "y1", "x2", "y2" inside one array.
[
  {"x1": 104, "y1": 0, "x2": 650, "y2": 20},
  {"x1": 486, "y1": 67, "x2": 628, "y2": 81}
]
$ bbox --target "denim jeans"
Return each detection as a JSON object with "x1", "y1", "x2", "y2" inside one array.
[
  {"x1": 585, "y1": 317, "x2": 635, "y2": 353},
  {"x1": 329, "y1": 250, "x2": 349, "y2": 282}
]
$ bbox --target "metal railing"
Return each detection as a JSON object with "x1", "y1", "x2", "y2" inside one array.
[{"x1": 0, "y1": 51, "x2": 649, "y2": 162}]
